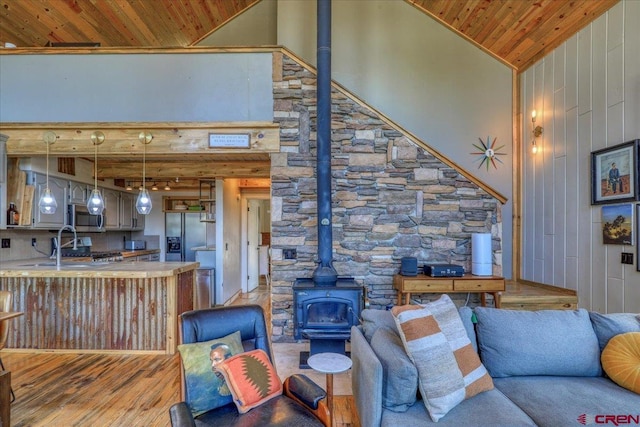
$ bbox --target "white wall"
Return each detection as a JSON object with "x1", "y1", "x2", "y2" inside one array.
[
  {"x1": 0, "y1": 53, "x2": 274, "y2": 122},
  {"x1": 220, "y1": 179, "x2": 243, "y2": 303},
  {"x1": 521, "y1": 0, "x2": 640, "y2": 313},
  {"x1": 198, "y1": 0, "x2": 277, "y2": 46},
  {"x1": 277, "y1": 0, "x2": 514, "y2": 277}
]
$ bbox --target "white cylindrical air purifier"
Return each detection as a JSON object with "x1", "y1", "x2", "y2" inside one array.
[{"x1": 472, "y1": 233, "x2": 492, "y2": 276}]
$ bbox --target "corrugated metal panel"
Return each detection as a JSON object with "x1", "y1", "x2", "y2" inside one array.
[{"x1": 1, "y1": 276, "x2": 168, "y2": 351}]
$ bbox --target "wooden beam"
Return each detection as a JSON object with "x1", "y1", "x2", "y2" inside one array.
[
  {"x1": 98, "y1": 160, "x2": 271, "y2": 179},
  {"x1": 2, "y1": 122, "x2": 280, "y2": 156}
]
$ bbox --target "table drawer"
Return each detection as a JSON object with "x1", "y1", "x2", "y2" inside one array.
[
  {"x1": 454, "y1": 279, "x2": 504, "y2": 291},
  {"x1": 404, "y1": 280, "x2": 454, "y2": 292}
]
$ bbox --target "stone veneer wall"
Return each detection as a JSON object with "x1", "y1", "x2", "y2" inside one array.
[{"x1": 269, "y1": 53, "x2": 502, "y2": 342}]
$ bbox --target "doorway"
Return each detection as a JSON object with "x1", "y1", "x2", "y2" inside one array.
[{"x1": 241, "y1": 191, "x2": 270, "y2": 294}]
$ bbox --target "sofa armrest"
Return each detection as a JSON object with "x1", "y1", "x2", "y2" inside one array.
[
  {"x1": 351, "y1": 325, "x2": 383, "y2": 427},
  {"x1": 169, "y1": 402, "x2": 196, "y2": 427}
]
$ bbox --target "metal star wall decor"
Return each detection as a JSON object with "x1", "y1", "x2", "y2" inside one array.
[{"x1": 471, "y1": 136, "x2": 506, "y2": 170}]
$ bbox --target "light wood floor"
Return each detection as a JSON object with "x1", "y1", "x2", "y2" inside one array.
[{"x1": 3, "y1": 283, "x2": 359, "y2": 427}]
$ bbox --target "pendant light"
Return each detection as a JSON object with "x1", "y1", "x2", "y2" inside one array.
[
  {"x1": 136, "y1": 132, "x2": 153, "y2": 215},
  {"x1": 38, "y1": 131, "x2": 58, "y2": 214},
  {"x1": 87, "y1": 131, "x2": 105, "y2": 215}
]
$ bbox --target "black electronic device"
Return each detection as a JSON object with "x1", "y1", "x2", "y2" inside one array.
[
  {"x1": 423, "y1": 264, "x2": 465, "y2": 277},
  {"x1": 400, "y1": 257, "x2": 418, "y2": 276}
]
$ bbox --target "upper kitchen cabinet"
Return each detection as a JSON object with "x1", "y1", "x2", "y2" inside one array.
[
  {"x1": 120, "y1": 191, "x2": 134, "y2": 229},
  {"x1": 120, "y1": 191, "x2": 145, "y2": 230},
  {"x1": 103, "y1": 189, "x2": 120, "y2": 230},
  {"x1": 69, "y1": 181, "x2": 89, "y2": 204},
  {"x1": 30, "y1": 172, "x2": 68, "y2": 228}
]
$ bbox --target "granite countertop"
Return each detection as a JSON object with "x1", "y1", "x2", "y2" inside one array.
[{"x1": 0, "y1": 258, "x2": 199, "y2": 279}]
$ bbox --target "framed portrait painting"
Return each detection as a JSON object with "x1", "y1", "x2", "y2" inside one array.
[{"x1": 591, "y1": 139, "x2": 639, "y2": 205}]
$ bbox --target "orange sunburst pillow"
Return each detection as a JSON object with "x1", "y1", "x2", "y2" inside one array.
[
  {"x1": 214, "y1": 349, "x2": 283, "y2": 413},
  {"x1": 601, "y1": 332, "x2": 640, "y2": 394}
]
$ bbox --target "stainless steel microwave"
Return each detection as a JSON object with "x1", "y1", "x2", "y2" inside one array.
[{"x1": 68, "y1": 203, "x2": 106, "y2": 232}]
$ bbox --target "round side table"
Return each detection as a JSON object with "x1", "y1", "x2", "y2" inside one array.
[{"x1": 307, "y1": 352, "x2": 352, "y2": 427}]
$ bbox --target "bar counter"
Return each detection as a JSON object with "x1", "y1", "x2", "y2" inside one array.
[{"x1": 0, "y1": 259, "x2": 199, "y2": 354}]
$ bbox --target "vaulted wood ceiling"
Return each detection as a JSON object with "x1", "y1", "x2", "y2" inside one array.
[
  {"x1": 0, "y1": 0, "x2": 619, "y2": 188},
  {"x1": 1, "y1": 0, "x2": 617, "y2": 72}
]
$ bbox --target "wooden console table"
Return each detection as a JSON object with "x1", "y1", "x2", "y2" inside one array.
[{"x1": 393, "y1": 274, "x2": 505, "y2": 307}]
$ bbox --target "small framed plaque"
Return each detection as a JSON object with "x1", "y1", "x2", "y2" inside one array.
[{"x1": 209, "y1": 133, "x2": 251, "y2": 148}]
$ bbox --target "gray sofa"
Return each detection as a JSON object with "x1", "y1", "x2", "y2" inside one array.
[{"x1": 351, "y1": 306, "x2": 640, "y2": 427}]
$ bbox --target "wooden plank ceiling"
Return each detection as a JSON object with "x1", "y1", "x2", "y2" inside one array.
[
  {"x1": 407, "y1": 0, "x2": 619, "y2": 71},
  {"x1": 0, "y1": 0, "x2": 618, "y2": 188}
]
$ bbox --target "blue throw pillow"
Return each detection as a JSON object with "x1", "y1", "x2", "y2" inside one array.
[
  {"x1": 178, "y1": 330, "x2": 244, "y2": 417},
  {"x1": 589, "y1": 312, "x2": 640, "y2": 351},
  {"x1": 475, "y1": 308, "x2": 602, "y2": 378}
]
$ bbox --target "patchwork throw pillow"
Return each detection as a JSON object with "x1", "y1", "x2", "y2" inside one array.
[
  {"x1": 177, "y1": 331, "x2": 244, "y2": 417},
  {"x1": 215, "y1": 349, "x2": 283, "y2": 414},
  {"x1": 601, "y1": 332, "x2": 640, "y2": 394},
  {"x1": 391, "y1": 295, "x2": 494, "y2": 422}
]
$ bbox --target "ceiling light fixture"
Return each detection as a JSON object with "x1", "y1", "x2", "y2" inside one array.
[
  {"x1": 136, "y1": 132, "x2": 153, "y2": 215},
  {"x1": 151, "y1": 182, "x2": 158, "y2": 191},
  {"x1": 38, "y1": 131, "x2": 58, "y2": 214},
  {"x1": 126, "y1": 182, "x2": 133, "y2": 191},
  {"x1": 87, "y1": 131, "x2": 105, "y2": 215},
  {"x1": 164, "y1": 182, "x2": 171, "y2": 191}
]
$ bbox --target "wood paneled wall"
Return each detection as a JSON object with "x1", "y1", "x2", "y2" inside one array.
[{"x1": 520, "y1": 1, "x2": 640, "y2": 313}]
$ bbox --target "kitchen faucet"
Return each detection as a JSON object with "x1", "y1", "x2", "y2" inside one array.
[{"x1": 56, "y1": 225, "x2": 78, "y2": 268}]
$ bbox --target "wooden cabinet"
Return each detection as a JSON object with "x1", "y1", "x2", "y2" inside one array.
[
  {"x1": 393, "y1": 274, "x2": 505, "y2": 307},
  {"x1": 30, "y1": 173, "x2": 68, "y2": 228},
  {"x1": 103, "y1": 189, "x2": 120, "y2": 230},
  {"x1": 120, "y1": 192, "x2": 134, "y2": 229},
  {"x1": 69, "y1": 181, "x2": 89, "y2": 204}
]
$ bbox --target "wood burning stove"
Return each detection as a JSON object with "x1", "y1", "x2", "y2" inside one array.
[
  {"x1": 293, "y1": 278, "x2": 364, "y2": 368},
  {"x1": 292, "y1": 0, "x2": 365, "y2": 369}
]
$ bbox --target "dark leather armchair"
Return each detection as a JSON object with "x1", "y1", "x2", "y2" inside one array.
[{"x1": 169, "y1": 305, "x2": 330, "y2": 427}]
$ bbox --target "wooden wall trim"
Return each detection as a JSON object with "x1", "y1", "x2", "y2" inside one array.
[
  {"x1": 512, "y1": 69, "x2": 522, "y2": 280},
  {"x1": 2, "y1": 122, "x2": 280, "y2": 157}
]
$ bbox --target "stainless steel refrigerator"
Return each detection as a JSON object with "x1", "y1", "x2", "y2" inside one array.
[{"x1": 165, "y1": 212, "x2": 207, "y2": 262}]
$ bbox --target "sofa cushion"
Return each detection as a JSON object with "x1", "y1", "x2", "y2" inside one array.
[
  {"x1": 392, "y1": 295, "x2": 493, "y2": 422},
  {"x1": 380, "y1": 388, "x2": 536, "y2": 427},
  {"x1": 589, "y1": 311, "x2": 640, "y2": 351},
  {"x1": 494, "y1": 376, "x2": 640, "y2": 427},
  {"x1": 601, "y1": 332, "x2": 640, "y2": 394},
  {"x1": 215, "y1": 349, "x2": 283, "y2": 414},
  {"x1": 370, "y1": 326, "x2": 418, "y2": 412},
  {"x1": 475, "y1": 307, "x2": 602, "y2": 377},
  {"x1": 177, "y1": 330, "x2": 244, "y2": 417},
  {"x1": 361, "y1": 309, "x2": 397, "y2": 341}
]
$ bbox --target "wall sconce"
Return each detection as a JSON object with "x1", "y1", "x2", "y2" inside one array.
[
  {"x1": 38, "y1": 131, "x2": 58, "y2": 214},
  {"x1": 136, "y1": 132, "x2": 153, "y2": 215},
  {"x1": 531, "y1": 110, "x2": 543, "y2": 154},
  {"x1": 87, "y1": 131, "x2": 105, "y2": 215}
]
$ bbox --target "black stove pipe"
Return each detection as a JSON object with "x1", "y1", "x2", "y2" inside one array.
[{"x1": 312, "y1": 0, "x2": 338, "y2": 287}]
